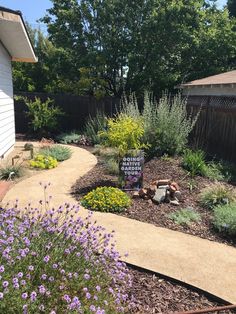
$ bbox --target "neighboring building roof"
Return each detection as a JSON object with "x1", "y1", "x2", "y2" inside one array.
[
  {"x1": 0, "y1": 6, "x2": 37, "y2": 63},
  {"x1": 181, "y1": 70, "x2": 236, "y2": 87}
]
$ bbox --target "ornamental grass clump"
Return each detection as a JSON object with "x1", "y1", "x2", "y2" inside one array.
[
  {"x1": 0, "y1": 184, "x2": 133, "y2": 313},
  {"x1": 81, "y1": 187, "x2": 131, "y2": 213},
  {"x1": 30, "y1": 155, "x2": 58, "y2": 169},
  {"x1": 39, "y1": 145, "x2": 72, "y2": 162}
]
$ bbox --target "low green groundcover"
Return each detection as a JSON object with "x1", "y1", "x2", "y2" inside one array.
[{"x1": 81, "y1": 187, "x2": 131, "y2": 213}]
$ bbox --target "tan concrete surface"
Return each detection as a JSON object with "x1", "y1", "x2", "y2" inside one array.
[{"x1": 3, "y1": 142, "x2": 236, "y2": 304}]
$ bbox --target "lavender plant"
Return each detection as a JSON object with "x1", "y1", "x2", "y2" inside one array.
[{"x1": 0, "y1": 184, "x2": 133, "y2": 313}]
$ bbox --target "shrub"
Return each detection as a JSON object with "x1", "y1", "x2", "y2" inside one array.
[
  {"x1": 84, "y1": 111, "x2": 107, "y2": 145},
  {"x1": 168, "y1": 208, "x2": 201, "y2": 226},
  {"x1": 0, "y1": 189, "x2": 132, "y2": 313},
  {"x1": 99, "y1": 114, "x2": 147, "y2": 156},
  {"x1": 16, "y1": 96, "x2": 64, "y2": 135},
  {"x1": 30, "y1": 155, "x2": 58, "y2": 169},
  {"x1": 24, "y1": 143, "x2": 34, "y2": 151},
  {"x1": 0, "y1": 165, "x2": 23, "y2": 180},
  {"x1": 182, "y1": 149, "x2": 207, "y2": 177},
  {"x1": 105, "y1": 158, "x2": 120, "y2": 175},
  {"x1": 199, "y1": 183, "x2": 236, "y2": 209},
  {"x1": 56, "y1": 132, "x2": 81, "y2": 144},
  {"x1": 213, "y1": 203, "x2": 236, "y2": 236},
  {"x1": 81, "y1": 186, "x2": 131, "y2": 212},
  {"x1": 39, "y1": 145, "x2": 72, "y2": 162},
  {"x1": 203, "y1": 161, "x2": 225, "y2": 181},
  {"x1": 154, "y1": 93, "x2": 199, "y2": 156}
]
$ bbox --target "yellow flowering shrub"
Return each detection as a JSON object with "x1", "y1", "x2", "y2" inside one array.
[
  {"x1": 99, "y1": 114, "x2": 147, "y2": 156},
  {"x1": 81, "y1": 186, "x2": 131, "y2": 212},
  {"x1": 30, "y1": 154, "x2": 58, "y2": 169}
]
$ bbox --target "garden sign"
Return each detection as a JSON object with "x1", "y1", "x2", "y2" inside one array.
[{"x1": 119, "y1": 151, "x2": 144, "y2": 190}]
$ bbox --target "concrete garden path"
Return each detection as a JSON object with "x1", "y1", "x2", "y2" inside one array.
[{"x1": 3, "y1": 142, "x2": 236, "y2": 304}]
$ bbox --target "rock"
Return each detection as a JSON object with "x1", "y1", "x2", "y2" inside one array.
[
  {"x1": 169, "y1": 185, "x2": 177, "y2": 193},
  {"x1": 132, "y1": 191, "x2": 140, "y2": 199},
  {"x1": 158, "y1": 185, "x2": 169, "y2": 190},
  {"x1": 170, "y1": 199, "x2": 180, "y2": 206},
  {"x1": 174, "y1": 190, "x2": 182, "y2": 201},
  {"x1": 157, "y1": 179, "x2": 171, "y2": 187},
  {"x1": 139, "y1": 188, "x2": 148, "y2": 198},
  {"x1": 147, "y1": 199, "x2": 153, "y2": 205},
  {"x1": 147, "y1": 185, "x2": 157, "y2": 198},
  {"x1": 153, "y1": 188, "x2": 166, "y2": 204},
  {"x1": 170, "y1": 181, "x2": 180, "y2": 191}
]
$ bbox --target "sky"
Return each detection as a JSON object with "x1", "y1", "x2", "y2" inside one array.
[{"x1": 0, "y1": 0, "x2": 228, "y2": 27}]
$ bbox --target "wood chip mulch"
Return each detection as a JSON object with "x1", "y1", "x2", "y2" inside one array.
[{"x1": 71, "y1": 154, "x2": 236, "y2": 247}]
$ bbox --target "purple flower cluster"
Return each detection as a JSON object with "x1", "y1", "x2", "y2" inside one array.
[{"x1": 0, "y1": 190, "x2": 133, "y2": 313}]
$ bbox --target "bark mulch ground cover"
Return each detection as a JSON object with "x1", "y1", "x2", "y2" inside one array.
[
  {"x1": 71, "y1": 154, "x2": 236, "y2": 247},
  {"x1": 71, "y1": 152, "x2": 236, "y2": 313},
  {"x1": 128, "y1": 266, "x2": 233, "y2": 313}
]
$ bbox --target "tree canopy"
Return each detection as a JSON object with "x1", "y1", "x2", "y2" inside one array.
[
  {"x1": 13, "y1": 0, "x2": 236, "y2": 97},
  {"x1": 228, "y1": 0, "x2": 236, "y2": 17}
]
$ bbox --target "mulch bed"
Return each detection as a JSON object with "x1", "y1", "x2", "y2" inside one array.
[
  {"x1": 72, "y1": 154, "x2": 236, "y2": 247},
  {"x1": 128, "y1": 266, "x2": 234, "y2": 313}
]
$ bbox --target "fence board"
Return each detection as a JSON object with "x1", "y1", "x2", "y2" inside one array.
[
  {"x1": 188, "y1": 95, "x2": 236, "y2": 162},
  {"x1": 14, "y1": 92, "x2": 120, "y2": 134}
]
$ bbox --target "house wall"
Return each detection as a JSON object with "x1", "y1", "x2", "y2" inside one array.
[
  {"x1": 182, "y1": 85, "x2": 236, "y2": 97},
  {"x1": 0, "y1": 42, "x2": 15, "y2": 158}
]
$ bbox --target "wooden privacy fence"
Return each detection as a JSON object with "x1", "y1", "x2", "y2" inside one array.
[
  {"x1": 14, "y1": 92, "x2": 120, "y2": 133},
  {"x1": 187, "y1": 95, "x2": 236, "y2": 162}
]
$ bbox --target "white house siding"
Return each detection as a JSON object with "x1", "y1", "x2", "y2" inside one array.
[
  {"x1": 182, "y1": 85, "x2": 236, "y2": 97},
  {"x1": 0, "y1": 42, "x2": 15, "y2": 158}
]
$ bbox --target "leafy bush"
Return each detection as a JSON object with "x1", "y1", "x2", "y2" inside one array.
[
  {"x1": 24, "y1": 143, "x2": 34, "y2": 151},
  {"x1": 213, "y1": 203, "x2": 236, "y2": 236},
  {"x1": 203, "y1": 161, "x2": 225, "y2": 181},
  {"x1": 81, "y1": 187, "x2": 131, "y2": 212},
  {"x1": 56, "y1": 131, "x2": 81, "y2": 144},
  {"x1": 0, "y1": 165, "x2": 23, "y2": 180},
  {"x1": 16, "y1": 96, "x2": 64, "y2": 135},
  {"x1": 168, "y1": 208, "x2": 201, "y2": 225},
  {"x1": 30, "y1": 155, "x2": 58, "y2": 169},
  {"x1": 0, "y1": 189, "x2": 132, "y2": 313},
  {"x1": 84, "y1": 111, "x2": 107, "y2": 145},
  {"x1": 39, "y1": 145, "x2": 72, "y2": 162},
  {"x1": 153, "y1": 93, "x2": 199, "y2": 156},
  {"x1": 99, "y1": 114, "x2": 146, "y2": 156},
  {"x1": 182, "y1": 149, "x2": 207, "y2": 177},
  {"x1": 199, "y1": 183, "x2": 236, "y2": 209}
]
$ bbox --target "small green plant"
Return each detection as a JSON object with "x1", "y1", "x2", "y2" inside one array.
[
  {"x1": 84, "y1": 111, "x2": 107, "y2": 145},
  {"x1": 0, "y1": 165, "x2": 23, "y2": 180},
  {"x1": 30, "y1": 154, "x2": 58, "y2": 169},
  {"x1": 204, "y1": 161, "x2": 225, "y2": 181},
  {"x1": 213, "y1": 203, "x2": 236, "y2": 236},
  {"x1": 39, "y1": 145, "x2": 72, "y2": 162},
  {"x1": 168, "y1": 207, "x2": 201, "y2": 225},
  {"x1": 99, "y1": 114, "x2": 147, "y2": 156},
  {"x1": 182, "y1": 149, "x2": 207, "y2": 177},
  {"x1": 81, "y1": 186, "x2": 131, "y2": 212},
  {"x1": 199, "y1": 183, "x2": 236, "y2": 209},
  {"x1": 16, "y1": 96, "x2": 64, "y2": 135},
  {"x1": 105, "y1": 158, "x2": 119, "y2": 175},
  {"x1": 187, "y1": 179, "x2": 198, "y2": 193},
  {"x1": 24, "y1": 142, "x2": 34, "y2": 151},
  {"x1": 56, "y1": 131, "x2": 81, "y2": 144}
]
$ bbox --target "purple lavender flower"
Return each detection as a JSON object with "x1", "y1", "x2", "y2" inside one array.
[
  {"x1": 86, "y1": 292, "x2": 91, "y2": 299},
  {"x1": 28, "y1": 265, "x2": 34, "y2": 271},
  {"x1": 41, "y1": 274, "x2": 47, "y2": 280},
  {"x1": 0, "y1": 266, "x2": 5, "y2": 273},
  {"x1": 0, "y1": 292, "x2": 3, "y2": 299},
  {"x1": 39, "y1": 285, "x2": 46, "y2": 294},
  {"x1": 84, "y1": 274, "x2": 90, "y2": 280},
  {"x1": 90, "y1": 305, "x2": 96, "y2": 312},
  {"x1": 22, "y1": 292, "x2": 28, "y2": 299},
  {"x1": 2, "y1": 281, "x2": 8, "y2": 288},
  {"x1": 43, "y1": 255, "x2": 50, "y2": 263},
  {"x1": 17, "y1": 272, "x2": 23, "y2": 278}
]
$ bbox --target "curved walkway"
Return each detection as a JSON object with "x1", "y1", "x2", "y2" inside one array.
[{"x1": 3, "y1": 143, "x2": 236, "y2": 304}]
